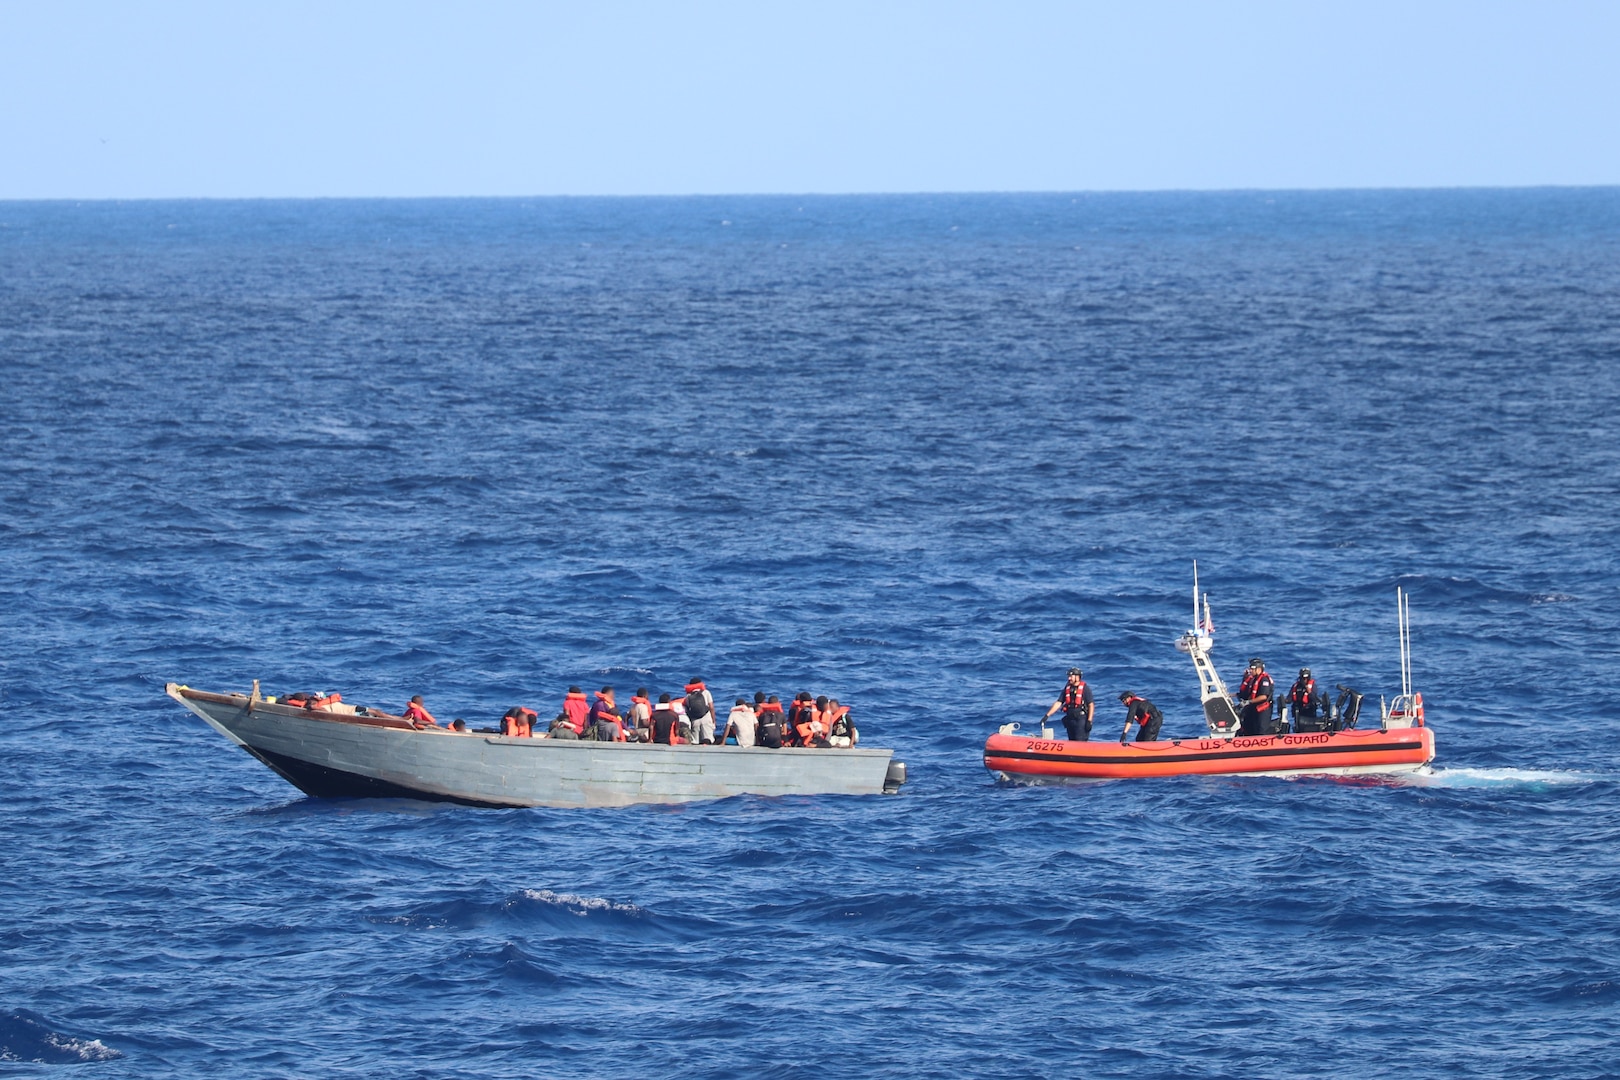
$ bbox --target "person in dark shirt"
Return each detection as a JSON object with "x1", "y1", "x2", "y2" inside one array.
[
  {"x1": 651, "y1": 693, "x2": 682, "y2": 745},
  {"x1": 1118, "y1": 692, "x2": 1164, "y2": 743},
  {"x1": 755, "y1": 695, "x2": 786, "y2": 748},
  {"x1": 1043, "y1": 668, "x2": 1094, "y2": 741},
  {"x1": 1237, "y1": 659, "x2": 1278, "y2": 735},
  {"x1": 588, "y1": 686, "x2": 624, "y2": 741},
  {"x1": 1289, "y1": 668, "x2": 1318, "y2": 720}
]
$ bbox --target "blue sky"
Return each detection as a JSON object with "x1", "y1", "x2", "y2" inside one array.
[{"x1": 3, "y1": 1, "x2": 1617, "y2": 198}]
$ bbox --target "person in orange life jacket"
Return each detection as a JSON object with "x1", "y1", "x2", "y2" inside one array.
[
  {"x1": 723, "y1": 698, "x2": 757, "y2": 747},
  {"x1": 589, "y1": 686, "x2": 625, "y2": 742},
  {"x1": 814, "y1": 695, "x2": 841, "y2": 745},
  {"x1": 684, "y1": 679, "x2": 717, "y2": 744},
  {"x1": 1044, "y1": 669, "x2": 1095, "y2": 741},
  {"x1": 450, "y1": 719, "x2": 468, "y2": 732},
  {"x1": 1288, "y1": 668, "x2": 1319, "y2": 719},
  {"x1": 552, "y1": 686, "x2": 589, "y2": 739},
  {"x1": 628, "y1": 688, "x2": 653, "y2": 742},
  {"x1": 651, "y1": 694, "x2": 683, "y2": 745},
  {"x1": 827, "y1": 699, "x2": 857, "y2": 747},
  {"x1": 797, "y1": 692, "x2": 820, "y2": 741},
  {"x1": 785, "y1": 693, "x2": 815, "y2": 746},
  {"x1": 501, "y1": 706, "x2": 537, "y2": 738},
  {"x1": 796, "y1": 695, "x2": 832, "y2": 747},
  {"x1": 404, "y1": 695, "x2": 437, "y2": 728},
  {"x1": 1237, "y1": 659, "x2": 1277, "y2": 735},
  {"x1": 755, "y1": 695, "x2": 786, "y2": 748},
  {"x1": 1118, "y1": 692, "x2": 1164, "y2": 743}
]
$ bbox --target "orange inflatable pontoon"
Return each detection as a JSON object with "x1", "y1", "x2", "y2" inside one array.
[{"x1": 984, "y1": 723, "x2": 1434, "y2": 781}]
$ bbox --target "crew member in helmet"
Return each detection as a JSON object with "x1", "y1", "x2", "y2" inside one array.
[
  {"x1": 1237, "y1": 658, "x2": 1277, "y2": 735},
  {"x1": 1288, "y1": 668, "x2": 1319, "y2": 722},
  {"x1": 1118, "y1": 691, "x2": 1163, "y2": 743},
  {"x1": 1044, "y1": 668, "x2": 1095, "y2": 741}
]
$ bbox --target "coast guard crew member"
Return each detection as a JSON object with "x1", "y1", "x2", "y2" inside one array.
[
  {"x1": 1044, "y1": 668, "x2": 1095, "y2": 741},
  {"x1": 1118, "y1": 692, "x2": 1163, "y2": 743},
  {"x1": 1237, "y1": 659, "x2": 1277, "y2": 735}
]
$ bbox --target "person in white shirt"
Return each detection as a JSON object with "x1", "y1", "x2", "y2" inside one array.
[
  {"x1": 683, "y1": 677, "x2": 717, "y2": 745},
  {"x1": 723, "y1": 698, "x2": 757, "y2": 747}
]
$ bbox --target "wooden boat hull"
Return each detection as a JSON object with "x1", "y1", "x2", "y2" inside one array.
[
  {"x1": 984, "y1": 726, "x2": 1435, "y2": 782},
  {"x1": 168, "y1": 685, "x2": 902, "y2": 808}
]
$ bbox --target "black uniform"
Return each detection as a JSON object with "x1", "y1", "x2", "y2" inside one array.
[
  {"x1": 1121, "y1": 695, "x2": 1163, "y2": 743},
  {"x1": 1289, "y1": 676, "x2": 1318, "y2": 718},
  {"x1": 1238, "y1": 668, "x2": 1277, "y2": 736},
  {"x1": 1057, "y1": 679, "x2": 1094, "y2": 741}
]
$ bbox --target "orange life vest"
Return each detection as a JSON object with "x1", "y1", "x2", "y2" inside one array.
[
  {"x1": 1060, "y1": 682, "x2": 1088, "y2": 712},
  {"x1": 562, "y1": 692, "x2": 590, "y2": 733}
]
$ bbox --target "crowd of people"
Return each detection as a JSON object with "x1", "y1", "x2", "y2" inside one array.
[
  {"x1": 402, "y1": 678, "x2": 861, "y2": 748},
  {"x1": 1040, "y1": 659, "x2": 1341, "y2": 744}
]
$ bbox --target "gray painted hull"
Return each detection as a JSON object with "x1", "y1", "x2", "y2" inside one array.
[{"x1": 167, "y1": 685, "x2": 900, "y2": 808}]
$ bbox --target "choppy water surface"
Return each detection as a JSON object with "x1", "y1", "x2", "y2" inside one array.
[{"x1": 2, "y1": 191, "x2": 1618, "y2": 1077}]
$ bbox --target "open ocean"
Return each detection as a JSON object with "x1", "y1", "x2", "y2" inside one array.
[{"x1": 2, "y1": 190, "x2": 1618, "y2": 1078}]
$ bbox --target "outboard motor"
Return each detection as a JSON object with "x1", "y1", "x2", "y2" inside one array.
[
  {"x1": 1294, "y1": 689, "x2": 1337, "y2": 733},
  {"x1": 1334, "y1": 685, "x2": 1364, "y2": 730}
]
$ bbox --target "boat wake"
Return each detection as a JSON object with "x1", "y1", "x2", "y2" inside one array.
[{"x1": 1401, "y1": 766, "x2": 1601, "y2": 788}]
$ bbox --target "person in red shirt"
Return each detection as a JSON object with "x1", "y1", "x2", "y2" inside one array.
[{"x1": 403, "y1": 695, "x2": 437, "y2": 729}]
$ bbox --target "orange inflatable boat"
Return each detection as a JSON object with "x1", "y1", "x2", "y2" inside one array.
[
  {"x1": 984, "y1": 724, "x2": 1435, "y2": 781},
  {"x1": 987, "y1": 576, "x2": 1436, "y2": 783}
]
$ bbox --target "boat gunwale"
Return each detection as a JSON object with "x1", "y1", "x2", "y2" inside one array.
[
  {"x1": 983, "y1": 726, "x2": 1434, "y2": 778},
  {"x1": 170, "y1": 684, "x2": 895, "y2": 759}
]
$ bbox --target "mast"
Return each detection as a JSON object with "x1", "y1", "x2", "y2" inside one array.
[
  {"x1": 1193, "y1": 559, "x2": 1200, "y2": 631},
  {"x1": 1176, "y1": 561, "x2": 1240, "y2": 737}
]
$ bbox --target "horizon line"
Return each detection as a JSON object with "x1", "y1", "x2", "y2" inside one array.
[{"x1": 4, "y1": 183, "x2": 1619, "y2": 205}]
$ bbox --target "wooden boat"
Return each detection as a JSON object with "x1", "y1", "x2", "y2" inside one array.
[
  {"x1": 985, "y1": 576, "x2": 1435, "y2": 783},
  {"x1": 167, "y1": 684, "x2": 906, "y2": 808}
]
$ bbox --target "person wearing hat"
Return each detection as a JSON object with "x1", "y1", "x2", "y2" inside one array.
[
  {"x1": 1118, "y1": 691, "x2": 1163, "y2": 743},
  {"x1": 1043, "y1": 667, "x2": 1095, "y2": 741},
  {"x1": 1288, "y1": 667, "x2": 1320, "y2": 725},
  {"x1": 1237, "y1": 658, "x2": 1277, "y2": 736}
]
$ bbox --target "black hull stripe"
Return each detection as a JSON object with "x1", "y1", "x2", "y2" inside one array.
[
  {"x1": 244, "y1": 745, "x2": 507, "y2": 807},
  {"x1": 985, "y1": 740, "x2": 1424, "y2": 767}
]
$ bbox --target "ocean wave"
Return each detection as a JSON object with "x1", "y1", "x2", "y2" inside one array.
[
  {"x1": 517, "y1": 889, "x2": 646, "y2": 917},
  {"x1": 0, "y1": 1010, "x2": 122, "y2": 1064}
]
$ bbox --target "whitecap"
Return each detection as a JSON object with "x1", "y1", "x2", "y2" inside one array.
[
  {"x1": 521, "y1": 889, "x2": 643, "y2": 916},
  {"x1": 0, "y1": 1011, "x2": 122, "y2": 1063}
]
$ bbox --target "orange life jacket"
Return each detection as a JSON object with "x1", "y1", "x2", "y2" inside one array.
[
  {"x1": 562, "y1": 692, "x2": 590, "y2": 733},
  {"x1": 1239, "y1": 672, "x2": 1273, "y2": 710},
  {"x1": 1060, "y1": 682, "x2": 1088, "y2": 712}
]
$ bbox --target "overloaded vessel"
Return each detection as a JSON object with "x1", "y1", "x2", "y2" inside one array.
[
  {"x1": 167, "y1": 683, "x2": 906, "y2": 808},
  {"x1": 984, "y1": 576, "x2": 1435, "y2": 782}
]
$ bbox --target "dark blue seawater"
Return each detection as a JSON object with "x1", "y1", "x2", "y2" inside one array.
[{"x1": 2, "y1": 191, "x2": 1619, "y2": 1078}]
